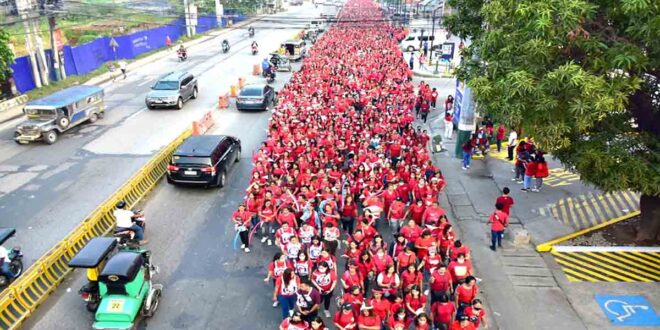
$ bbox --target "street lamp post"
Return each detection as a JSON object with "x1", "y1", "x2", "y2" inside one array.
[{"x1": 429, "y1": 4, "x2": 444, "y2": 66}]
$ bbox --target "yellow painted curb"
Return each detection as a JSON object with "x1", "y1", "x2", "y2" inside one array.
[{"x1": 536, "y1": 210, "x2": 641, "y2": 252}]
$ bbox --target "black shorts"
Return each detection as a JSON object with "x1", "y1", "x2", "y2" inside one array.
[{"x1": 121, "y1": 69, "x2": 126, "y2": 74}]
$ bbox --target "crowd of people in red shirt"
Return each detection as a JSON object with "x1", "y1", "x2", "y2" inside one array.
[{"x1": 231, "y1": 1, "x2": 489, "y2": 329}]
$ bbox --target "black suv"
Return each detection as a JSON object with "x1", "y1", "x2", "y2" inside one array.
[
  {"x1": 145, "y1": 71, "x2": 198, "y2": 110},
  {"x1": 166, "y1": 135, "x2": 241, "y2": 188}
]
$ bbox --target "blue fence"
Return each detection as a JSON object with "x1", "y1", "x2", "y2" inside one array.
[{"x1": 11, "y1": 13, "x2": 247, "y2": 94}]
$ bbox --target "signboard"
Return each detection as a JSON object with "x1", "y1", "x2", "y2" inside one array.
[
  {"x1": 595, "y1": 295, "x2": 660, "y2": 326},
  {"x1": 453, "y1": 79, "x2": 464, "y2": 126},
  {"x1": 441, "y1": 42, "x2": 454, "y2": 60}
]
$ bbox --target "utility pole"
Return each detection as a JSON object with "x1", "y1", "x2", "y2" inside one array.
[
  {"x1": 31, "y1": 14, "x2": 50, "y2": 85},
  {"x1": 17, "y1": 0, "x2": 42, "y2": 88},
  {"x1": 183, "y1": 0, "x2": 196, "y2": 37}
]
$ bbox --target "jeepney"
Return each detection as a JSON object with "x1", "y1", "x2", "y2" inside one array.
[{"x1": 14, "y1": 85, "x2": 105, "y2": 145}]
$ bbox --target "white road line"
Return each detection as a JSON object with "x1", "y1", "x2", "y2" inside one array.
[
  {"x1": 125, "y1": 107, "x2": 147, "y2": 121},
  {"x1": 553, "y1": 246, "x2": 660, "y2": 253},
  {"x1": 137, "y1": 79, "x2": 152, "y2": 87}
]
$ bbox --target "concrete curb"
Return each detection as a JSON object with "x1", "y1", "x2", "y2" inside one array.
[{"x1": 536, "y1": 210, "x2": 641, "y2": 252}]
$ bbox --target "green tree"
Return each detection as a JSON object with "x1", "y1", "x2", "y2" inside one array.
[
  {"x1": 445, "y1": 0, "x2": 660, "y2": 242},
  {"x1": 0, "y1": 29, "x2": 15, "y2": 82}
]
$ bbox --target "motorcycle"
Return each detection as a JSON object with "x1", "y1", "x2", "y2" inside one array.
[
  {"x1": 0, "y1": 228, "x2": 23, "y2": 289},
  {"x1": 265, "y1": 66, "x2": 277, "y2": 84},
  {"x1": 177, "y1": 49, "x2": 187, "y2": 61},
  {"x1": 114, "y1": 209, "x2": 146, "y2": 244},
  {"x1": 251, "y1": 45, "x2": 258, "y2": 55},
  {"x1": 222, "y1": 40, "x2": 230, "y2": 54},
  {"x1": 248, "y1": 27, "x2": 255, "y2": 38}
]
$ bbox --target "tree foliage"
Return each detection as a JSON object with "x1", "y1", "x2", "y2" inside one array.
[
  {"x1": 0, "y1": 29, "x2": 15, "y2": 82},
  {"x1": 445, "y1": 0, "x2": 660, "y2": 197}
]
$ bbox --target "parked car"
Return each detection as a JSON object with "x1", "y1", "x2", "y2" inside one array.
[
  {"x1": 236, "y1": 84, "x2": 275, "y2": 111},
  {"x1": 14, "y1": 85, "x2": 105, "y2": 145},
  {"x1": 166, "y1": 135, "x2": 241, "y2": 188},
  {"x1": 400, "y1": 34, "x2": 441, "y2": 52},
  {"x1": 145, "y1": 71, "x2": 198, "y2": 110}
]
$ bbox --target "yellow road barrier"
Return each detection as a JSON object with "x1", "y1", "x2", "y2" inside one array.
[{"x1": 0, "y1": 129, "x2": 191, "y2": 329}]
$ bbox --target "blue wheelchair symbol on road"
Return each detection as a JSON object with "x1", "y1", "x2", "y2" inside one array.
[{"x1": 596, "y1": 295, "x2": 660, "y2": 326}]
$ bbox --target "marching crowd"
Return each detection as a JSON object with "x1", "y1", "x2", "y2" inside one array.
[{"x1": 231, "y1": 1, "x2": 490, "y2": 329}]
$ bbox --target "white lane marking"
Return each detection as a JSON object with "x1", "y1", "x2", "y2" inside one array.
[
  {"x1": 137, "y1": 79, "x2": 152, "y2": 87},
  {"x1": 126, "y1": 107, "x2": 147, "y2": 121}
]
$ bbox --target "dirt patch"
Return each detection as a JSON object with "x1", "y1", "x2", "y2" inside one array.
[{"x1": 561, "y1": 215, "x2": 660, "y2": 247}]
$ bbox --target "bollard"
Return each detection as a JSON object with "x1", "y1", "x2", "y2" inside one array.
[
  {"x1": 230, "y1": 85, "x2": 237, "y2": 97},
  {"x1": 238, "y1": 77, "x2": 246, "y2": 89},
  {"x1": 253, "y1": 64, "x2": 261, "y2": 76}
]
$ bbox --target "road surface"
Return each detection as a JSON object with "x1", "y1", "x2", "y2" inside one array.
[{"x1": 0, "y1": 4, "x2": 318, "y2": 269}]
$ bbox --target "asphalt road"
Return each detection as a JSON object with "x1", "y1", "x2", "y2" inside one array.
[{"x1": 0, "y1": 4, "x2": 319, "y2": 269}]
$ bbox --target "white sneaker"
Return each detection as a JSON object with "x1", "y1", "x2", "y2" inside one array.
[
  {"x1": 466, "y1": 165, "x2": 470, "y2": 168},
  {"x1": 267, "y1": 239, "x2": 273, "y2": 246},
  {"x1": 245, "y1": 247, "x2": 250, "y2": 253},
  {"x1": 532, "y1": 188, "x2": 540, "y2": 192},
  {"x1": 324, "y1": 310, "x2": 331, "y2": 318},
  {"x1": 261, "y1": 237, "x2": 267, "y2": 243},
  {"x1": 462, "y1": 167, "x2": 467, "y2": 170},
  {"x1": 273, "y1": 301, "x2": 279, "y2": 307},
  {"x1": 511, "y1": 178, "x2": 517, "y2": 181},
  {"x1": 240, "y1": 244, "x2": 246, "y2": 249}
]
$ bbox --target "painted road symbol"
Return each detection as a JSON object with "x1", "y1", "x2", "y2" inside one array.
[{"x1": 595, "y1": 295, "x2": 660, "y2": 326}]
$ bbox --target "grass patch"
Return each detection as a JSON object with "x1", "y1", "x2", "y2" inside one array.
[{"x1": 24, "y1": 64, "x2": 111, "y2": 101}]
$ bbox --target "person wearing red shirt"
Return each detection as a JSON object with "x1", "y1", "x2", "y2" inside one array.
[
  {"x1": 232, "y1": 204, "x2": 252, "y2": 253},
  {"x1": 396, "y1": 245, "x2": 417, "y2": 273},
  {"x1": 534, "y1": 154, "x2": 550, "y2": 192},
  {"x1": 311, "y1": 261, "x2": 337, "y2": 318},
  {"x1": 455, "y1": 276, "x2": 478, "y2": 316},
  {"x1": 463, "y1": 299, "x2": 488, "y2": 329},
  {"x1": 274, "y1": 269, "x2": 300, "y2": 319},
  {"x1": 322, "y1": 222, "x2": 341, "y2": 256},
  {"x1": 372, "y1": 248, "x2": 394, "y2": 274},
  {"x1": 400, "y1": 262, "x2": 423, "y2": 292},
  {"x1": 522, "y1": 157, "x2": 537, "y2": 191},
  {"x1": 488, "y1": 203, "x2": 509, "y2": 251},
  {"x1": 422, "y1": 202, "x2": 445, "y2": 226},
  {"x1": 409, "y1": 199, "x2": 425, "y2": 225},
  {"x1": 414, "y1": 313, "x2": 432, "y2": 330},
  {"x1": 341, "y1": 285, "x2": 364, "y2": 316},
  {"x1": 414, "y1": 230, "x2": 434, "y2": 260},
  {"x1": 400, "y1": 219, "x2": 423, "y2": 244},
  {"x1": 388, "y1": 307, "x2": 410, "y2": 330},
  {"x1": 495, "y1": 187, "x2": 514, "y2": 215},
  {"x1": 449, "y1": 240, "x2": 471, "y2": 262},
  {"x1": 369, "y1": 289, "x2": 391, "y2": 323},
  {"x1": 388, "y1": 197, "x2": 407, "y2": 233},
  {"x1": 431, "y1": 293, "x2": 456, "y2": 330},
  {"x1": 448, "y1": 254, "x2": 472, "y2": 289},
  {"x1": 266, "y1": 252, "x2": 293, "y2": 290},
  {"x1": 405, "y1": 285, "x2": 427, "y2": 317},
  {"x1": 420, "y1": 247, "x2": 442, "y2": 277},
  {"x1": 276, "y1": 222, "x2": 298, "y2": 248},
  {"x1": 260, "y1": 200, "x2": 277, "y2": 246},
  {"x1": 333, "y1": 303, "x2": 357, "y2": 330},
  {"x1": 382, "y1": 183, "x2": 399, "y2": 213},
  {"x1": 279, "y1": 311, "x2": 310, "y2": 330},
  {"x1": 278, "y1": 207, "x2": 298, "y2": 229},
  {"x1": 450, "y1": 316, "x2": 477, "y2": 330},
  {"x1": 429, "y1": 264, "x2": 453, "y2": 304},
  {"x1": 376, "y1": 264, "x2": 400, "y2": 298},
  {"x1": 341, "y1": 262, "x2": 364, "y2": 292},
  {"x1": 340, "y1": 195, "x2": 359, "y2": 234},
  {"x1": 357, "y1": 306, "x2": 381, "y2": 330},
  {"x1": 496, "y1": 123, "x2": 506, "y2": 152}
]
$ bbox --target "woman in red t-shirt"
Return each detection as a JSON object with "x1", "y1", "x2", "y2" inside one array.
[
  {"x1": 376, "y1": 264, "x2": 400, "y2": 298},
  {"x1": 259, "y1": 200, "x2": 277, "y2": 246},
  {"x1": 414, "y1": 313, "x2": 431, "y2": 330},
  {"x1": 455, "y1": 276, "x2": 478, "y2": 316},
  {"x1": 340, "y1": 195, "x2": 358, "y2": 235},
  {"x1": 401, "y1": 263, "x2": 423, "y2": 293},
  {"x1": 409, "y1": 199, "x2": 425, "y2": 225},
  {"x1": 405, "y1": 285, "x2": 427, "y2": 317},
  {"x1": 357, "y1": 306, "x2": 382, "y2": 330},
  {"x1": 312, "y1": 261, "x2": 337, "y2": 318},
  {"x1": 333, "y1": 303, "x2": 357, "y2": 330},
  {"x1": 463, "y1": 298, "x2": 488, "y2": 329}
]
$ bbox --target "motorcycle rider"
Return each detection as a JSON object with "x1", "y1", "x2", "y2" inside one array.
[
  {"x1": 222, "y1": 39, "x2": 230, "y2": 52},
  {"x1": 251, "y1": 40, "x2": 259, "y2": 53},
  {"x1": 114, "y1": 201, "x2": 147, "y2": 244},
  {"x1": 248, "y1": 26, "x2": 255, "y2": 36},
  {"x1": 177, "y1": 45, "x2": 187, "y2": 59},
  {"x1": 0, "y1": 245, "x2": 15, "y2": 279}
]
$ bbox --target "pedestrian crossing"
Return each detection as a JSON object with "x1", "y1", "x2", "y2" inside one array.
[
  {"x1": 538, "y1": 191, "x2": 640, "y2": 231},
  {"x1": 551, "y1": 249, "x2": 660, "y2": 282}
]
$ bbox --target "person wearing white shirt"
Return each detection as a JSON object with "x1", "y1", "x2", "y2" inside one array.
[
  {"x1": 0, "y1": 245, "x2": 15, "y2": 279},
  {"x1": 113, "y1": 201, "x2": 145, "y2": 242},
  {"x1": 507, "y1": 130, "x2": 518, "y2": 161}
]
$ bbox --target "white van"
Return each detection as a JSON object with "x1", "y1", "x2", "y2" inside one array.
[
  {"x1": 400, "y1": 34, "x2": 442, "y2": 52},
  {"x1": 310, "y1": 19, "x2": 325, "y2": 32}
]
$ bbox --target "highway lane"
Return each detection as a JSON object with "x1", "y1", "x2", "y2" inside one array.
[
  {"x1": 0, "y1": 4, "x2": 320, "y2": 268},
  {"x1": 25, "y1": 44, "x2": 304, "y2": 329}
]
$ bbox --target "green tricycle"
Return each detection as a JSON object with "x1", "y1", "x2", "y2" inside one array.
[{"x1": 68, "y1": 237, "x2": 163, "y2": 329}]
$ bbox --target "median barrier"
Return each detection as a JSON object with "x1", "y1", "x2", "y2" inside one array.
[
  {"x1": 192, "y1": 111, "x2": 215, "y2": 135},
  {"x1": 0, "y1": 128, "x2": 192, "y2": 329}
]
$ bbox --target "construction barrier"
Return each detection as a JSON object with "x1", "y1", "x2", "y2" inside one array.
[
  {"x1": 192, "y1": 111, "x2": 215, "y2": 135},
  {"x1": 230, "y1": 85, "x2": 237, "y2": 97},
  {"x1": 253, "y1": 64, "x2": 261, "y2": 76},
  {"x1": 238, "y1": 77, "x2": 246, "y2": 89},
  {"x1": 218, "y1": 93, "x2": 229, "y2": 109},
  {"x1": 0, "y1": 129, "x2": 192, "y2": 330}
]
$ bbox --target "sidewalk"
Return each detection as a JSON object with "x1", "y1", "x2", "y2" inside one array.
[
  {"x1": 428, "y1": 116, "x2": 587, "y2": 330},
  {"x1": 0, "y1": 16, "x2": 265, "y2": 125}
]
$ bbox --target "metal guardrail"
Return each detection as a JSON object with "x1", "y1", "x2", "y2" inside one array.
[{"x1": 0, "y1": 128, "x2": 192, "y2": 329}]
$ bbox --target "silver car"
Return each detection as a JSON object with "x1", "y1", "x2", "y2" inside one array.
[{"x1": 145, "y1": 71, "x2": 198, "y2": 110}]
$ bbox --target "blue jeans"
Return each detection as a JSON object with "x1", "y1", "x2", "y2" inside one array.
[
  {"x1": 491, "y1": 230, "x2": 503, "y2": 249},
  {"x1": 524, "y1": 175, "x2": 533, "y2": 189},
  {"x1": 1, "y1": 262, "x2": 15, "y2": 279},
  {"x1": 278, "y1": 294, "x2": 296, "y2": 319},
  {"x1": 130, "y1": 224, "x2": 144, "y2": 240},
  {"x1": 462, "y1": 151, "x2": 471, "y2": 167}
]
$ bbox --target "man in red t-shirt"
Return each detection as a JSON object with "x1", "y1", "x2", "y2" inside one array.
[
  {"x1": 488, "y1": 202, "x2": 510, "y2": 251},
  {"x1": 388, "y1": 197, "x2": 407, "y2": 233},
  {"x1": 431, "y1": 293, "x2": 456, "y2": 330},
  {"x1": 495, "y1": 187, "x2": 515, "y2": 215}
]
